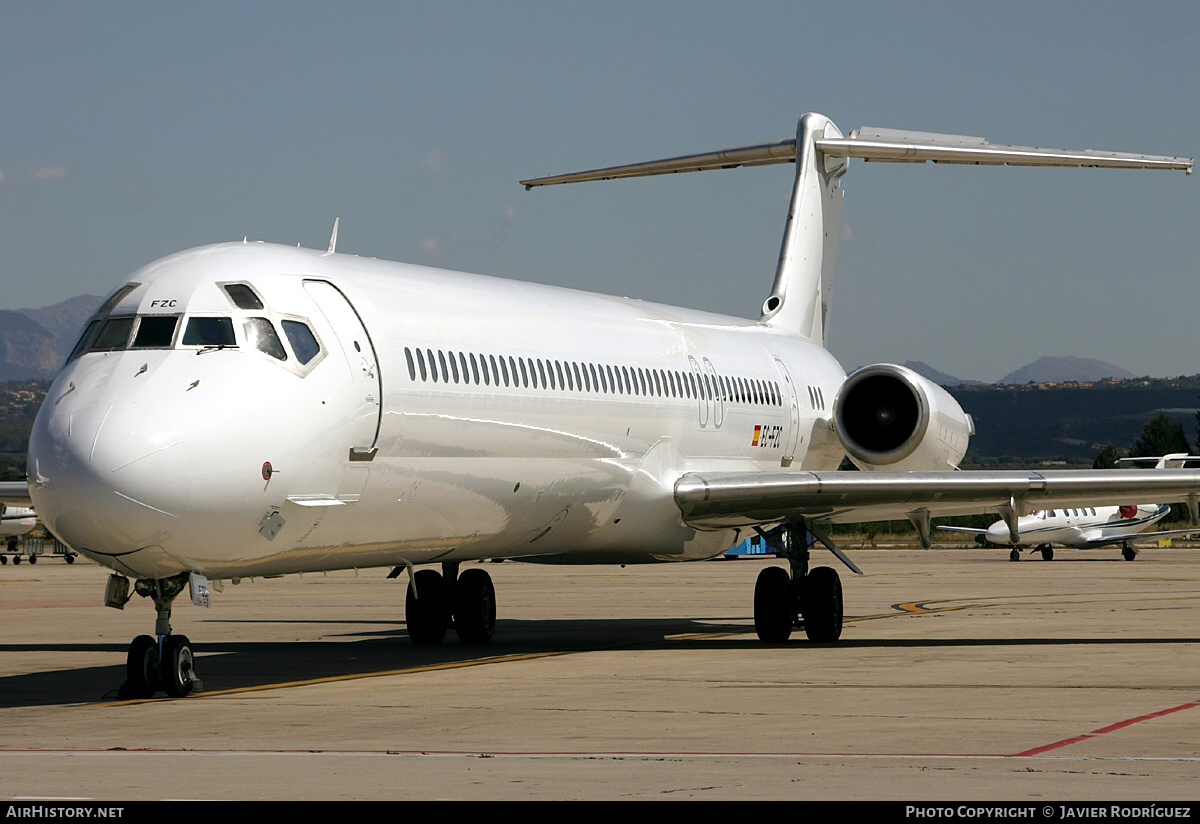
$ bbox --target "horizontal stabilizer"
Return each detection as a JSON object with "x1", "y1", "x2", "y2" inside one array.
[
  {"x1": 521, "y1": 128, "x2": 1192, "y2": 188},
  {"x1": 824, "y1": 127, "x2": 1193, "y2": 171},
  {"x1": 521, "y1": 140, "x2": 798, "y2": 188}
]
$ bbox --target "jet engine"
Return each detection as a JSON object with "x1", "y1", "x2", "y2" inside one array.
[{"x1": 832, "y1": 363, "x2": 974, "y2": 471}]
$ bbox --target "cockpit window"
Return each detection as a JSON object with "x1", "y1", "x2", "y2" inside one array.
[
  {"x1": 131, "y1": 316, "x2": 179, "y2": 348},
  {"x1": 67, "y1": 320, "x2": 102, "y2": 363},
  {"x1": 182, "y1": 316, "x2": 236, "y2": 347},
  {"x1": 97, "y1": 283, "x2": 140, "y2": 315},
  {"x1": 281, "y1": 320, "x2": 320, "y2": 364},
  {"x1": 92, "y1": 317, "x2": 135, "y2": 351},
  {"x1": 223, "y1": 283, "x2": 265, "y2": 310},
  {"x1": 244, "y1": 317, "x2": 287, "y2": 361}
]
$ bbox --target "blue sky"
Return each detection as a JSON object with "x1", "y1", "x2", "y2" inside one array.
[{"x1": 2, "y1": 1, "x2": 1197, "y2": 381}]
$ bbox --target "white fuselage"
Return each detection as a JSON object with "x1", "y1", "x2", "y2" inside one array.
[
  {"x1": 28, "y1": 243, "x2": 848, "y2": 580},
  {"x1": 985, "y1": 504, "x2": 1170, "y2": 547},
  {"x1": 0, "y1": 506, "x2": 36, "y2": 539}
]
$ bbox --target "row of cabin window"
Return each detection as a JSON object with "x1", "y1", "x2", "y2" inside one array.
[
  {"x1": 403, "y1": 346, "x2": 782, "y2": 407},
  {"x1": 1041, "y1": 508, "x2": 1098, "y2": 518}
]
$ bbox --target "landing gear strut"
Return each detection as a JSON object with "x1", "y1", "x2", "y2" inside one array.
[
  {"x1": 402, "y1": 562, "x2": 496, "y2": 645},
  {"x1": 116, "y1": 572, "x2": 202, "y2": 699},
  {"x1": 752, "y1": 522, "x2": 843, "y2": 643}
]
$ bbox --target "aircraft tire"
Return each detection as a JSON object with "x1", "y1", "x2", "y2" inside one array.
[
  {"x1": 753, "y1": 566, "x2": 793, "y2": 643},
  {"x1": 1009, "y1": 549, "x2": 1020, "y2": 562},
  {"x1": 161, "y1": 634, "x2": 195, "y2": 698},
  {"x1": 0, "y1": 554, "x2": 7, "y2": 565},
  {"x1": 803, "y1": 566, "x2": 843, "y2": 642},
  {"x1": 1123, "y1": 546, "x2": 1137, "y2": 561},
  {"x1": 453, "y1": 568, "x2": 496, "y2": 644},
  {"x1": 406, "y1": 569, "x2": 450, "y2": 645},
  {"x1": 12, "y1": 554, "x2": 19, "y2": 564},
  {"x1": 1040, "y1": 546, "x2": 1053, "y2": 562},
  {"x1": 29, "y1": 554, "x2": 36, "y2": 564},
  {"x1": 121, "y1": 634, "x2": 159, "y2": 699},
  {"x1": 65, "y1": 554, "x2": 75, "y2": 564}
]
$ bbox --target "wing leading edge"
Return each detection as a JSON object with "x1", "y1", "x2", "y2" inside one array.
[{"x1": 674, "y1": 469, "x2": 1200, "y2": 528}]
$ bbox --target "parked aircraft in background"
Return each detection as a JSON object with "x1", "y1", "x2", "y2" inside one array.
[
  {"x1": 0, "y1": 506, "x2": 38, "y2": 563},
  {"x1": 1, "y1": 113, "x2": 1195, "y2": 700},
  {"x1": 940, "y1": 455, "x2": 1200, "y2": 560},
  {"x1": 939, "y1": 503, "x2": 1200, "y2": 561}
]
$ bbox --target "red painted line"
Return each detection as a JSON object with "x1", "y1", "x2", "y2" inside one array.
[
  {"x1": 1012, "y1": 699, "x2": 1200, "y2": 757},
  {"x1": 1014, "y1": 734, "x2": 1095, "y2": 757},
  {"x1": 1090, "y1": 699, "x2": 1200, "y2": 734}
]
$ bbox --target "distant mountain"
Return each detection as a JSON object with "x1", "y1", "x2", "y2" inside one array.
[
  {"x1": 999, "y1": 356, "x2": 1135, "y2": 385},
  {"x1": 19, "y1": 295, "x2": 102, "y2": 365},
  {"x1": 903, "y1": 361, "x2": 982, "y2": 387},
  {"x1": 0, "y1": 311, "x2": 59, "y2": 380},
  {"x1": 0, "y1": 295, "x2": 102, "y2": 380}
]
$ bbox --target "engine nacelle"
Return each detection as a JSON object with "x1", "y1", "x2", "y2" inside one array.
[{"x1": 832, "y1": 363, "x2": 974, "y2": 471}]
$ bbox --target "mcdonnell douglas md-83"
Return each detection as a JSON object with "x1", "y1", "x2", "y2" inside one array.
[{"x1": 2, "y1": 112, "x2": 1197, "y2": 698}]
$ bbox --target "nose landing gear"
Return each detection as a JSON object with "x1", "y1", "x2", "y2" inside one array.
[{"x1": 113, "y1": 572, "x2": 203, "y2": 699}]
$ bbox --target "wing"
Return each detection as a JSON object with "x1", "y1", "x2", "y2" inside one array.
[
  {"x1": 674, "y1": 468, "x2": 1200, "y2": 528},
  {"x1": 0, "y1": 482, "x2": 31, "y2": 508},
  {"x1": 1082, "y1": 526, "x2": 1200, "y2": 547},
  {"x1": 935, "y1": 525, "x2": 988, "y2": 535}
]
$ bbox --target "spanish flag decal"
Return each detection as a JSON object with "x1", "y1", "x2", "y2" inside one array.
[{"x1": 752, "y1": 425, "x2": 762, "y2": 446}]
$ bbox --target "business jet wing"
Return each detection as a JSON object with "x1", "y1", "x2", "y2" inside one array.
[
  {"x1": 1081, "y1": 526, "x2": 1200, "y2": 547},
  {"x1": 0, "y1": 482, "x2": 32, "y2": 508},
  {"x1": 675, "y1": 468, "x2": 1200, "y2": 528}
]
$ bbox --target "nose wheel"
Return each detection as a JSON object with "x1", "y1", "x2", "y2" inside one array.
[{"x1": 115, "y1": 573, "x2": 203, "y2": 699}]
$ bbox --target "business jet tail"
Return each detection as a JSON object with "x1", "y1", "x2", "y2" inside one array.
[{"x1": 521, "y1": 114, "x2": 1191, "y2": 343}]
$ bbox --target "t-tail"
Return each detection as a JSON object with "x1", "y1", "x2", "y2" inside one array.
[{"x1": 521, "y1": 113, "x2": 1191, "y2": 344}]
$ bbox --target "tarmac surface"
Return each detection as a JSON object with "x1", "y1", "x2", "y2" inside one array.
[{"x1": 2, "y1": 545, "x2": 1199, "y2": 800}]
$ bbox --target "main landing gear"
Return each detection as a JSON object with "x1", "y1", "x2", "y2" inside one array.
[
  {"x1": 1122, "y1": 544, "x2": 1138, "y2": 561},
  {"x1": 1037, "y1": 544, "x2": 1054, "y2": 561},
  {"x1": 112, "y1": 572, "x2": 203, "y2": 699},
  {"x1": 752, "y1": 522, "x2": 843, "y2": 643},
  {"x1": 398, "y1": 562, "x2": 496, "y2": 645}
]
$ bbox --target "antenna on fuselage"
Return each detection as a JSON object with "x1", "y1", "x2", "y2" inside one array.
[{"x1": 325, "y1": 217, "x2": 340, "y2": 255}]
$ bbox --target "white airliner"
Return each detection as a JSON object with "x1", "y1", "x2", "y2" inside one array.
[{"x1": 2, "y1": 112, "x2": 1197, "y2": 699}]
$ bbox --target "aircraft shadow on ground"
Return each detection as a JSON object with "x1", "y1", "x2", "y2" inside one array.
[{"x1": 3, "y1": 618, "x2": 1199, "y2": 708}]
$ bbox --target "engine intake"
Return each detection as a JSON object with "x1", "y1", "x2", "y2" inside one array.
[{"x1": 832, "y1": 363, "x2": 973, "y2": 471}]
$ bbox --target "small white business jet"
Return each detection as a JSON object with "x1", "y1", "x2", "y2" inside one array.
[
  {"x1": 939, "y1": 503, "x2": 1200, "y2": 561},
  {"x1": 3, "y1": 113, "x2": 1197, "y2": 699},
  {"x1": 940, "y1": 455, "x2": 1200, "y2": 560}
]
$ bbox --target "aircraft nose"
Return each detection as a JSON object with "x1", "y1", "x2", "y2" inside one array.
[
  {"x1": 29, "y1": 387, "x2": 194, "y2": 559},
  {"x1": 985, "y1": 521, "x2": 1012, "y2": 544}
]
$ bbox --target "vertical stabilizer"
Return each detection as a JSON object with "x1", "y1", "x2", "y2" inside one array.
[{"x1": 758, "y1": 113, "x2": 847, "y2": 342}]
